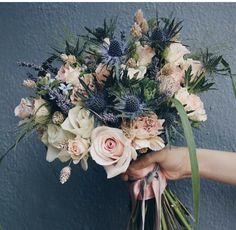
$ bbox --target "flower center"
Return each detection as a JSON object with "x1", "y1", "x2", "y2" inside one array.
[{"x1": 105, "y1": 138, "x2": 117, "y2": 151}]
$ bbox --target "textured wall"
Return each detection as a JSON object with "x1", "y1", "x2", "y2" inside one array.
[{"x1": 0, "y1": 3, "x2": 236, "y2": 230}]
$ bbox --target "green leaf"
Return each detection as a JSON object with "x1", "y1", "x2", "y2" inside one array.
[
  {"x1": 171, "y1": 98, "x2": 200, "y2": 229},
  {"x1": 221, "y1": 58, "x2": 236, "y2": 98}
]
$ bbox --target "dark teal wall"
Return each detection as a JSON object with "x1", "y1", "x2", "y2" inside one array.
[{"x1": 0, "y1": 3, "x2": 236, "y2": 230}]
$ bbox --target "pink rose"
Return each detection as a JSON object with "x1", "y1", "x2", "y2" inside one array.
[
  {"x1": 165, "y1": 43, "x2": 190, "y2": 65},
  {"x1": 175, "y1": 87, "x2": 207, "y2": 122},
  {"x1": 90, "y1": 126, "x2": 137, "y2": 178},
  {"x1": 56, "y1": 65, "x2": 81, "y2": 86},
  {"x1": 68, "y1": 136, "x2": 89, "y2": 164},
  {"x1": 14, "y1": 98, "x2": 34, "y2": 119}
]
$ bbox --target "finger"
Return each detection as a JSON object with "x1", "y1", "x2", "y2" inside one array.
[{"x1": 129, "y1": 152, "x2": 156, "y2": 170}]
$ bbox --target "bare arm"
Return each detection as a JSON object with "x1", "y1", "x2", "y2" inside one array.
[{"x1": 122, "y1": 146, "x2": 236, "y2": 185}]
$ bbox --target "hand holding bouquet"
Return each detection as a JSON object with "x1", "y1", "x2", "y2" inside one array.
[{"x1": 4, "y1": 9, "x2": 236, "y2": 230}]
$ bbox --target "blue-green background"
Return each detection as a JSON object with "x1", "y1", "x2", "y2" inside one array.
[{"x1": 0, "y1": 3, "x2": 236, "y2": 230}]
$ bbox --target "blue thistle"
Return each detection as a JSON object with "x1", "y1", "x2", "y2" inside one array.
[
  {"x1": 108, "y1": 40, "x2": 123, "y2": 57},
  {"x1": 76, "y1": 78, "x2": 108, "y2": 114},
  {"x1": 84, "y1": 93, "x2": 107, "y2": 113},
  {"x1": 114, "y1": 94, "x2": 149, "y2": 119}
]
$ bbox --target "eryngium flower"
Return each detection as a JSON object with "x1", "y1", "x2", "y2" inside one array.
[
  {"x1": 85, "y1": 93, "x2": 107, "y2": 113},
  {"x1": 98, "y1": 38, "x2": 127, "y2": 66},
  {"x1": 114, "y1": 94, "x2": 148, "y2": 119}
]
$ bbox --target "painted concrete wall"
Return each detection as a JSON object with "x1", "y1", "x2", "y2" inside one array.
[{"x1": 0, "y1": 3, "x2": 236, "y2": 230}]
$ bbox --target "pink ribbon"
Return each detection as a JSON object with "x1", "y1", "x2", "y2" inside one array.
[{"x1": 128, "y1": 163, "x2": 167, "y2": 230}]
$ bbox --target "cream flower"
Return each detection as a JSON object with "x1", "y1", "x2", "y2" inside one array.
[
  {"x1": 68, "y1": 136, "x2": 89, "y2": 164},
  {"x1": 157, "y1": 63, "x2": 184, "y2": 96},
  {"x1": 33, "y1": 97, "x2": 49, "y2": 118},
  {"x1": 165, "y1": 43, "x2": 190, "y2": 65},
  {"x1": 181, "y1": 58, "x2": 203, "y2": 80},
  {"x1": 175, "y1": 87, "x2": 207, "y2": 122},
  {"x1": 14, "y1": 98, "x2": 34, "y2": 119},
  {"x1": 127, "y1": 66, "x2": 147, "y2": 80},
  {"x1": 61, "y1": 105, "x2": 94, "y2": 138},
  {"x1": 121, "y1": 114, "x2": 165, "y2": 151},
  {"x1": 136, "y1": 42, "x2": 155, "y2": 67},
  {"x1": 56, "y1": 65, "x2": 81, "y2": 86},
  {"x1": 41, "y1": 124, "x2": 74, "y2": 162},
  {"x1": 90, "y1": 126, "x2": 137, "y2": 178}
]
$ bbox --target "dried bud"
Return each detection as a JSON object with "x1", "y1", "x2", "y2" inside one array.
[
  {"x1": 52, "y1": 111, "x2": 65, "y2": 125},
  {"x1": 23, "y1": 79, "x2": 36, "y2": 88},
  {"x1": 141, "y1": 19, "x2": 149, "y2": 33},
  {"x1": 127, "y1": 58, "x2": 137, "y2": 68},
  {"x1": 130, "y1": 23, "x2": 142, "y2": 39},
  {"x1": 60, "y1": 166, "x2": 71, "y2": 184},
  {"x1": 138, "y1": 148, "x2": 148, "y2": 154},
  {"x1": 134, "y1": 9, "x2": 144, "y2": 25}
]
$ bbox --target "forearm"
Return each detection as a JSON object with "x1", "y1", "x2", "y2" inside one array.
[{"x1": 185, "y1": 148, "x2": 236, "y2": 185}]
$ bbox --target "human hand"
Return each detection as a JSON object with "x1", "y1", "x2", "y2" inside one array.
[{"x1": 121, "y1": 146, "x2": 191, "y2": 181}]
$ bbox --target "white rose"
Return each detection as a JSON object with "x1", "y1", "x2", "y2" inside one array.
[
  {"x1": 175, "y1": 87, "x2": 207, "y2": 122},
  {"x1": 165, "y1": 43, "x2": 190, "y2": 65},
  {"x1": 41, "y1": 124, "x2": 74, "y2": 162},
  {"x1": 90, "y1": 126, "x2": 137, "y2": 178},
  {"x1": 61, "y1": 105, "x2": 94, "y2": 138},
  {"x1": 14, "y1": 98, "x2": 34, "y2": 119},
  {"x1": 33, "y1": 97, "x2": 49, "y2": 118}
]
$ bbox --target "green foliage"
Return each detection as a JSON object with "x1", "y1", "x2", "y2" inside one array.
[
  {"x1": 196, "y1": 49, "x2": 236, "y2": 97},
  {"x1": 143, "y1": 79, "x2": 157, "y2": 101},
  {"x1": 51, "y1": 37, "x2": 85, "y2": 62},
  {"x1": 84, "y1": 17, "x2": 118, "y2": 42},
  {"x1": 184, "y1": 66, "x2": 215, "y2": 94},
  {"x1": 171, "y1": 98, "x2": 200, "y2": 229},
  {"x1": 0, "y1": 118, "x2": 41, "y2": 164}
]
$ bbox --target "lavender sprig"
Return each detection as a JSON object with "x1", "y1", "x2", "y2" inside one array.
[{"x1": 48, "y1": 88, "x2": 73, "y2": 114}]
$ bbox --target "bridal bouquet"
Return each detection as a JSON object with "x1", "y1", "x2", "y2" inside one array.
[{"x1": 5, "y1": 9, "x2": 236, "y2": 230}]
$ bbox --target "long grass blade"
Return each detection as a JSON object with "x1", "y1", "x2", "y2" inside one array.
[{"x1": 171, "y1": 98, "x2": 200, "y2": 229}]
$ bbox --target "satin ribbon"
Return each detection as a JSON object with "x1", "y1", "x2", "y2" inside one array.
[{"x1": 128, "y1": 163, "x2": 167, "y2": 230}]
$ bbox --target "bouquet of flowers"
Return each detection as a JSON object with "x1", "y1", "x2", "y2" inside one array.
[{"x1": 3, "y1": 9, "x2": 236, "y2": 230}]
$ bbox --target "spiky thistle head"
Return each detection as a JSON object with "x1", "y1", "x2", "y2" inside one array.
[
  {"x1": 145, "y1": 16, "x2": 183, "y2": 51},
  {"x1": 84, "y1": 92, "x2": 107, "y2": 113},
  {"x1": 76, "y1": 77, "x2": 108, "y2": 114},
  {"x1": 113, "y1": 93, "x2": 149, "y2": 119}
]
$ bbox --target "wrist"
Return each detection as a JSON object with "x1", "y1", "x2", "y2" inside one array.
[{"x1": 182, "y1": 148, "x2": 206, "y2": 178}]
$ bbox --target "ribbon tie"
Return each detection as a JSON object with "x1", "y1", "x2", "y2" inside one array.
[{"x1": 128, "y1": 163, "x2": 167, "y2": 230}]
